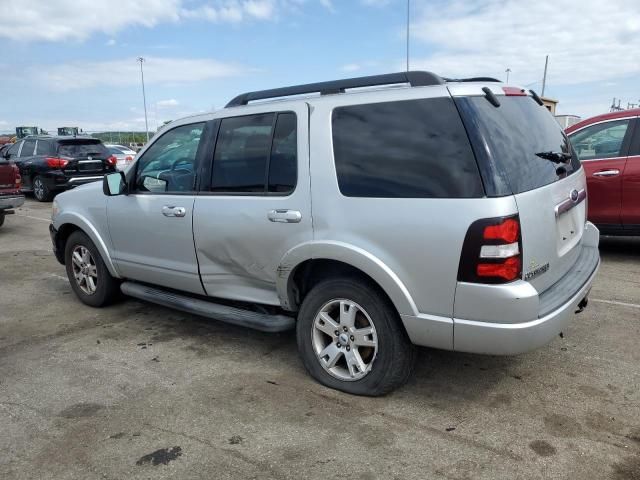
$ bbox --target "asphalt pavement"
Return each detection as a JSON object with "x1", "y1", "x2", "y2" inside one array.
[{"x1": 1, "y1": 198, "x2": 639, "y2": 480}]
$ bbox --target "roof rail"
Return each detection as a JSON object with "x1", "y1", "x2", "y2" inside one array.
[
  {"x1": 225, "y1": 71, "x2": 444, "y2": 107},
  {"x1": 444, "y1": 76, "x2": 502, "y2": 83}
]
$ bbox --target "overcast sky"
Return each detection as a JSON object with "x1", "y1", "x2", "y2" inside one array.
[{"x1": 0, "y1": 0, "x2": 638, "y2": 133}]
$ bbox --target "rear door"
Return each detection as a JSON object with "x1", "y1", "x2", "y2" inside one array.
[
  {"x1": 454, "y1": 91, "x2": 588, "y2": 293},
  {"x1": 568, "y1": 118, "x2": 634, "y2": 226},
  {"x1": 107, "y1": 122, "x2": 207, "y2": 294},
  {"x1": 621, "y1": 118, "x2": 640, "y2": 228},
  {"x1": 193, "y1": 104, "x2": 311, "y2": 306}
]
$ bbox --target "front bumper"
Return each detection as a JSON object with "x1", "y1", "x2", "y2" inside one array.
[
  {"x1": 0, "y1": 194, "x2": 25, "y2": 210},
  {"x1": 49, "y1": 224, "x2": 65, "y2": 265}
]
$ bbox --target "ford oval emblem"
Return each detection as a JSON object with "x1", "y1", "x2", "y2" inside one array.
[{"x1": 570, "y1": 189, "x2": 579, "y2": 202}]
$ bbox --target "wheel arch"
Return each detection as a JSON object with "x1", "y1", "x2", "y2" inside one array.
[
  {"x1": 54, "y1": 213, "x2": 120, "y2": 278},
  {"x1": 276, "y1": 241, "x2": 418, "y2": 317}
]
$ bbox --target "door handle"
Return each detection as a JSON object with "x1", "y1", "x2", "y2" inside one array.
[
  {"x1": 162, "y1": 205, "x2": 186, "y2": 217},
  {"x1": 592, "y1": 169, "x2": 620, "y2": 177},
  {"x1": 268, "y1": 209, "x2": 302, "y2": 223}
]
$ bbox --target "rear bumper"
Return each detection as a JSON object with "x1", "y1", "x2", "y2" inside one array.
[
  {"x1": 0, "y1": 194, "x2": 25, "y2": 210},
  {"x1": 39, "y1": 171, "x2": 105, "y2": 191},
  {"x1": 453, "y1": 257, "x2": 598, "y2": 355}
]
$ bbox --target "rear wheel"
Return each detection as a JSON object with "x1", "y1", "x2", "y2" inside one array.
[
  {"x1": 64, "y1": 231, "x2": 120, "y2": 307},
  {"x1": 296, "y1": 278, "x2": 415, "y2": 396},
  {"x1": 0, "y1": 211, "x2": 5, "y2": 227},
  {"x1": 32, "y1": 175, "x2": 53, "y2": 202}
]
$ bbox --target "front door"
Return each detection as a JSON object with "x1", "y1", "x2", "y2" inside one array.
[
  {"x1": 570, "y1": 118, "x2": 634, "y2": 226},
  {"x1": 193, "y1": 104, "x2": 312, "y2": 306},
  {"x1": 107, "y1": 122, "x2": 207, "y2": 294}
]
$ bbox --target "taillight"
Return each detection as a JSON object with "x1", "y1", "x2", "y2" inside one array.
[
  {"x1": 458, "y1": 215, "x2": 522, "y2": 284},
  {"x1": 125, "y1": 156, "x2": 133, "y2": 162},
  {"x1": 107, "y1": 155, "x2": 117, "y2": 166},
  {"x1": 46, "y1": 157, "x2": 69, "y2": 168},
  {"x1": 12, "y1": 164, "x2": 21, "y2": 189}
]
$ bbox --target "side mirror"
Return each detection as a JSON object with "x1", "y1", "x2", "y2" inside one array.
[{"x1": 103, "y1": 171, "x2": 127, "y2": 196}]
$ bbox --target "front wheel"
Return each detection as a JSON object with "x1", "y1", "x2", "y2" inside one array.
[
  {"x1": 0, "y1": 211, "x2": 5, "y2": 227},
  {"x1": 64, "y1": 231, "x2": 120, "y2": 307},
  {"x1": 296, "y1": 278, "x2": 415, "y2": 396}
]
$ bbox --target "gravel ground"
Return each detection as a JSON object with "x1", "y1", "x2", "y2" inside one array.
[{"x1": 1, "y1": 198, "x2": 639, "y2": 480}]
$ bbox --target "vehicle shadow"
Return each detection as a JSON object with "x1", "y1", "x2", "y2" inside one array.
[
  {"x1": 598, "y1": 235, "x2": 640, "y2": 259},
  {"x1": 118, "y1": 299, "x2": 521, "y2": 403}
]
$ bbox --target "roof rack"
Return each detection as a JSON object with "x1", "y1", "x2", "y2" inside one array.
[
  {"x1": 443, "y1": 76, "x2": 502, "y2": 83},
  {"x1": 225, "y1": 71, "x2": 445, "y2": 107}
]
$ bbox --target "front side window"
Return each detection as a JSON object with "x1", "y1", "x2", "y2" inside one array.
[
  {"x1": 135, "y1": 123, "x2": 204, "y2": 193},
  {"x1": 20, "y1": 139, "x2": 36, "y2": 157},
  {"x1": 332, "y1": 98, "x2": 484, "y2": 198},
  {"x1": 211, "y1": 112, "x2": 297, "y2": 194},
  {"x1": 569, "y1": 120, "x2": 631, "y2": 161}
]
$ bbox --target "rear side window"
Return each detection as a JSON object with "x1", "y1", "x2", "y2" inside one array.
[
  {"x1": 36, "y1": 140, "x2": 53, "y2": 156},
  {"x1": 211, "y1": 112, "x2": 297, "y2": 194},
  {"x1": 455, "y1": 95, "x2": 581, "y2": 196},
  {"x1": 20, "y1": 139, "x2": 36, "y2": 157},
  {"x1": 58, "y1": 140, "x2": 109, "y2": 158},
  {"x1": 331, "y1": 98, "x2": 484, "y2": 198}
]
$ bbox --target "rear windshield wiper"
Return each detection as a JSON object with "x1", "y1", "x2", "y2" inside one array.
[{"x1": 535, "y1": 151, "x2": 571, "y2": 164}]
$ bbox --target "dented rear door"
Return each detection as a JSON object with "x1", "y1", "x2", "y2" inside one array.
[{"x1": 193, "y1": 102, "x2": 311, "y2": 306}]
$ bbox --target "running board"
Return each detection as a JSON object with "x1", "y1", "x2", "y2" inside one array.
[{"x1": 120, "y1": 282, "x2": 295, "y2": 333}]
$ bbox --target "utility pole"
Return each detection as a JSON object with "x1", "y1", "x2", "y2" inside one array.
[
  {"x1": 505, "y1": 68, "x2": 511, "y2": 83},
  {"x1": 137, "y1": 57, "x2": 149, "y2": 143},
  {"x1": 406, "y1": 0, "x2": 410, "y2": 71},
  {"x1": 541, "y1": 55, "x2": 549, "y2": 97}
]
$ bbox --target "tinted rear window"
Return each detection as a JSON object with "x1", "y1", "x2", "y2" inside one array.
[
  {"x1": 331, "y1": 98, "x2": 484, "y2": 198},
  {"x1": 57, "y1": 140, "x2": 109, "y2": 158},
  {"x1": 455, "y1": 95, "x2": 580, "y2": 196}
]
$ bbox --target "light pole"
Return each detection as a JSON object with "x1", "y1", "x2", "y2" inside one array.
[
  {"x1": 406, "y1": 0, "x2": 410, "y2": 71},
  {"x1": 505, "y1": 68, "x2": 511, "y2": 83},
  {"x1": 137, "y1": 57, "x2": 149, "y2": 143}
]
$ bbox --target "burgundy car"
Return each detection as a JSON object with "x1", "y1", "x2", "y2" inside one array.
[
  {"x1": 566, "y1": 108, "x2": 640, "y2": 235},
  {"x1": 0, "y1": 144, "x2": 25, "y2": 227}
]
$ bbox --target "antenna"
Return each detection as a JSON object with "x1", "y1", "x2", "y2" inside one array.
[{"x1": 541, "y1": 55, "x2": 549, "y2": 97}]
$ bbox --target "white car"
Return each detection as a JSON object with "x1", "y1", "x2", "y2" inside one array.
[{"x1": 105, "y1": 144, "x2": 136, "y2": 171}]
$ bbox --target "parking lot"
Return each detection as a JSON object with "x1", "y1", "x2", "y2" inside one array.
[{"x1": 0, "y1": 198, "x2": 638, "y2": 479}]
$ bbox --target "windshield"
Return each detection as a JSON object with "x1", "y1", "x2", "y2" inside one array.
[
  {"x1": 455, "y1": 95, "x2": 581, "y2": 196},
  {"x1": 57, "y1": 140, "x2": 109, "y2": 158}
]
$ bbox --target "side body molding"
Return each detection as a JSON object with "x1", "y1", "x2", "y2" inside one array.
[
  {"x1": 54, "y1": 211, "x2": 121, "y2": 278},
  {"x1": 276, "y1": 241, "x2": 419, "y2": 317}
]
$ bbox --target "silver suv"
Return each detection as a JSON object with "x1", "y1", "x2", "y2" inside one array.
[{"x1": 50, "y1": 72, "x2": 600, "y2": 396}]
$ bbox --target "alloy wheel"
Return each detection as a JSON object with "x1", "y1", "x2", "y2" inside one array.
[
  {"x1": 71, "y1": 245, "x2": 98, "y2": 295},
  {"x1": 33, "y1": 178, "x2": 45, "y2": 201},
  {"x1": 311, "y1": 299, "x2": 378, "y2": 381}
]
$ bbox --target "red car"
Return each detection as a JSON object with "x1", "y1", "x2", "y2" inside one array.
[
  {"x1": 566, "y1": 108, "x2": 640, "y2": 235},
  {"x1": 0, "y1": 144, "x2": 25, "y2": 227}
]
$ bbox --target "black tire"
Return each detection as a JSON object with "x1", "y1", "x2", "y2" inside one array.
[
  {"x1": 64, "y1": 231, "x2": 120, "y2": 307},
  {"x1": 0, "y1": 212, "x2": 4, "y2": 227},
  {"x1": 296, "y1": 277, "x2": 416, "y2": 396},
  {"x1": 32, "y1": 175, "x2": 53, "y2": 202}
]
